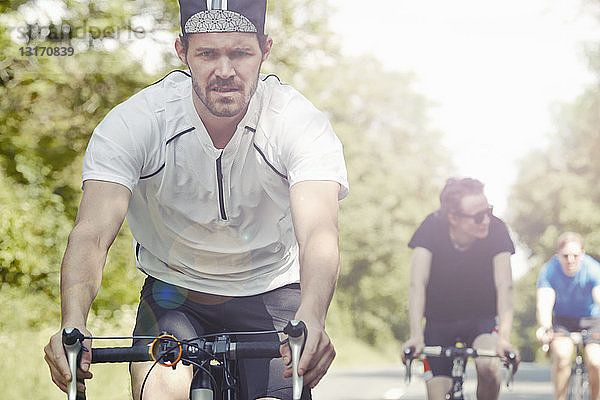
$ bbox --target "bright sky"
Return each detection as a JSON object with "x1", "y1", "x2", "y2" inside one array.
[{"x1": 330, "y1": 0, "x2": 598, "y2": 216}]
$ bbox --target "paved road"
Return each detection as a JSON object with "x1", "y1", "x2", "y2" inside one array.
[{"x1": 312, "y1": 362, "x2": 553, "y2": 400}]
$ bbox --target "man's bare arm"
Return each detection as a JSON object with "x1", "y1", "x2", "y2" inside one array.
[
  {"x1": 536, "y1": 287, "x2": 556, "y2": 329},
  {"x1": 61, "y1": 180, "x2": 131, "y2": 327},
  {"x1": 401, "y1": 247, "x2": 431, "y2": 362},
  {"x1": 493, "y1": 251, "x2": 514, "y2": 344},
  {"x1": 283, "y1": 180, "x2": 341, "y2": 389},
  {"x1": 44, "y1": 180, "x2": 131, "y2": 393},
  {"x1": 407, "y1": 247, "x2": 432, "y2": 341}
]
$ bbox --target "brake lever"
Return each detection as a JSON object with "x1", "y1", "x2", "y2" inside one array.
[
  {"x1": 62, "y1": 327, "x2": 87, "y2": 400},
  {"x1": 284, "y1": 320, "x2": 307, "y2": 400},
  {"x1": 542, "y1": 343, "x2": 550, "y2": 353},
  {"x1": 504, "y1": 352, "x2": 516, "y2": 389},
  {"x1": 403, "y1": 348, "x2": 414, "y2": 384}
]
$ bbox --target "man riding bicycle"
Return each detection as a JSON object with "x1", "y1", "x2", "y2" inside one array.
[
  {"x1": 402, "y1": 177, "x2": 520, "y2": 400},
  {"x1": 536, "y1": 232, "x2": 600, "y2": 400},
  {"x1": 44, "y1": 1, "x2": 349, "y2": 399}
]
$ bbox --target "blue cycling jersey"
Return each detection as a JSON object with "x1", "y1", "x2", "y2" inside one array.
[{"x1": 537, "y1": 254, "x2": 600, "y2": 318}]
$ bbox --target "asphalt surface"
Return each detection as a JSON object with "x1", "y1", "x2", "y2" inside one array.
[{"x1": 312, "y1": 362, "x2": 553, "y2": 400}]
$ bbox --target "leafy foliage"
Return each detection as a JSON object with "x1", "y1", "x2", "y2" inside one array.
[
  {"x1": 298, "y1": 56, "x2": 452, "y2": 345},
  {"x1": 507, "y1": 2, "x2": 600, "y2": 360},
  {"x1": 263, "y1": 0, "x2": 338, "y2": 83},
  {"x1": 0, "y1": 170, "x2": 67, "y2": 328},
  {"x1": 0, "y1": 1, "x2": 161, "y2": 320}
]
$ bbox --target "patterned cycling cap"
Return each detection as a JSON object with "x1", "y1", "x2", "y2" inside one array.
[{"x1": 178, "y1": 0, "x2": 267, "y2": 35}]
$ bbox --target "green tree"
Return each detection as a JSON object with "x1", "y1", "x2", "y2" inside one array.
[
  {"x1": 298, "y1": 56, "x2": 453, "y2": 347},
  {"x1": 262, "y1": 0, "x2": 338, "y2": 83},
  {"x1": 1, "y1": 1, "x2": 166, "y2": 319},
  {"x1": 507, "y1": 0, "x2": 600, "y2": 361}
]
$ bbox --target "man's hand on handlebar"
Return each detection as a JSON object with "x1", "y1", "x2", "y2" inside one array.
[
  {"x1": 496, "y1": 337, "x2": 520, "y2": 374},
  {"x1": 281, "y1": 314, "x2": 335, "y2": 390},
  {"x1": 401, "y1": 336, "x2": 424, "y2": 365},
  {"x1": 44, "y1": 327, "x2": 93, "y2": 395},
  {"x1": 536, "y1": 326, "x2": 554, "y2": 345}
]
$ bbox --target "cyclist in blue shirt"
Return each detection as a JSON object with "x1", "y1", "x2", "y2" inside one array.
[{"x1": 537, "y1": 231, "x2": 600, "y2": 400}]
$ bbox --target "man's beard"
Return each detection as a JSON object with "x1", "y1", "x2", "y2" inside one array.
[{"x1": 192, "y1": 75, "x2": 259, "y2": 118}]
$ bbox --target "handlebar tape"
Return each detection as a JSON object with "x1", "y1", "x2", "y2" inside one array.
[
  {"x1": 231, "y1": 341, "x2": 282, "y2": 359},
  {"x1": 92, "y1": 346, "x2": 153, "y2": 363}
]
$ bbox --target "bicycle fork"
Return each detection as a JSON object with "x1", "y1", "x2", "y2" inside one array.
[
  {"x1": 447, "y1": 356, "x2": 467, "y2": 400},
  {"x1": 569, "y1": 349, "x2": 588, "y2": 400}
]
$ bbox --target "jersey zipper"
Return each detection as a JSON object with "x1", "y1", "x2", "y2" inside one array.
[{"x1": 215, "y1": 152, "x2": 228, "y2": 220}]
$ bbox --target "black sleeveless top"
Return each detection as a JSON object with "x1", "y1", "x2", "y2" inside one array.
[{"x1": 408, "y1": 212, "x2": 515, "y2": 321}]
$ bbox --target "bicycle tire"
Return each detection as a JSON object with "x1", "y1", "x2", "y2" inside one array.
[
  {"x1": 581, "y1": 371, "x2": 590, "y2": 400},
  {"x1": 567, "y1": 367, "x2": 585, "y2": 400}
]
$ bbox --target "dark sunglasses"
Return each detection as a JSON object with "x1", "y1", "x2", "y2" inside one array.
[{"x1": 453, "y1": 205, "x2": 493, "y2": 224}]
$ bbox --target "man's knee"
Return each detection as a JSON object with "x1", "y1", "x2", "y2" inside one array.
[
  {"x1": 130, "y1": 361, "x2": 192, "y2": 400},
  {"x1": 585, "y1": 344, "x2": 600, "y2": 371},
  {"x1": 472, "y1": 333, "x2": 500, "y2": 385},
  {"x1": 552, "y1": 339, "x2": 575, "y2": 367},
  {"x1": 476, "y1": 359, "x2": 500, "y2": 386},
  {"x1": 426, "y1": 376, "x2": 453, "y2": 399}
]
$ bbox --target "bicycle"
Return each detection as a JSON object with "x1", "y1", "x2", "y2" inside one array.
[
  {"x1": 63, "y1": 320, "x2": 307, "y2": 400},
  {"x1": 403, "y1": 339, "x2": 517, "y2": 400},
  {"x1": 542, "y1": 330, "x2": 590, "y2": 400}
]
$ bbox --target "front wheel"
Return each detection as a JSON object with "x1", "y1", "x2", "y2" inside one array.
[{"x1": 566, "y1": 367, "x2": 588, "y2": 400}]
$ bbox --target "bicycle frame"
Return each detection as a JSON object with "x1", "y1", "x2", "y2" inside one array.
[
  {"x1": 567, "y1": 331, "x2": 589, "y2": 400},
  {"x1": 63, "y1": 320, "x2": 306, "y2": 400},
  {"x1": 446, "y1": 346, "x2": 470, "y2": 400},
  {"x1": 542, "y1": 330, "x2": 591, "y2": 400}
]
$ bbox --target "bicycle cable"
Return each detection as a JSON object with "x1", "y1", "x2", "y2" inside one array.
[
  {"x1": 187, "y1": 328, "x2": 283, "y2": 339},
  {"x1": 144, "y1": 338, "x2": 181, "y2": 400},
  {"x1": 88, "y1": 329, "x2": 285, "y2": 400},
  {"x1": 84, "y1": 335, "x2": 160, "y2": 340}
]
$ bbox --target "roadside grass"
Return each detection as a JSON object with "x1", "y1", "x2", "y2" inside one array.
[
  {"x1": 1, "y1": 306, "x2": 136, "y2": 399},
  {"x1": 0, "y1": 326, "x2": 132, "y2": 399},
  {"x1": 329, "y1": 332, "x2": 401, "y2": 367}
]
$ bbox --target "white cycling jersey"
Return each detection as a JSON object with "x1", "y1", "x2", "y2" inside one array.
[{"x1": 82, "y1": 71, "x2": 348, "y2": 296}]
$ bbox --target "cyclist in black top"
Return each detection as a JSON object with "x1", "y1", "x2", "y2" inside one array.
[{"x1": 402, "y1": 177, "x2": 520, "y2": 399}]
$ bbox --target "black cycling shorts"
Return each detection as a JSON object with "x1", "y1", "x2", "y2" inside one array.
[
  {"x1": 424, "y1": 316, "x2": 497, "y2": 378},
  {"x1": 132, "y1": 275, "x2": 311, "y2": 400},
  {"x1": 553, "y1": 315, "x2": 600, "y2": 344}
]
